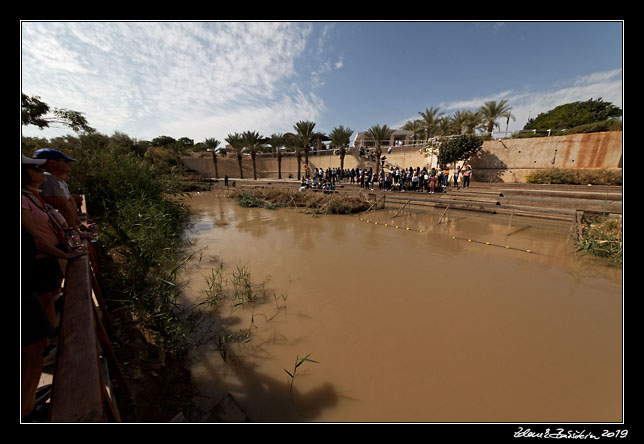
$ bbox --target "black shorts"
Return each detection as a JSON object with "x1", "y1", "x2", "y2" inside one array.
[
  {"x1": 31, "y1": 257, "x2": 63, "y2": 295},
  {"x1": 22, "y1": 290, "x2": 56, "y2": 347}
]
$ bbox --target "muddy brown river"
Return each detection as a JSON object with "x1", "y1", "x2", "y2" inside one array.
[{"x1": 178, "y1": 191, "x2": 622, "y2": 423}]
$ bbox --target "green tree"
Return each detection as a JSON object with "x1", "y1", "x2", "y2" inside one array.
[
  {"x1": 284, "y1": 132, "x2": 305, "y2": 180},
  {"x1": 226, "y1": 133, "x2": 245, "y2": 179},
  {"x1": 266, "y1": 133, "x2": 286, "y2": 179},
  {"x1": 151, "y1": 135, "x2": 184, "y2": 173},
  {"x1": 418, "y1": 106, "x2": 444, "y2": 143},
  {"x1": 366, "y1": 124, "x2": 394, "y2": 178},
  {"x1": 478, "y1": 100, "x2": 513, "y2": 136},
  {"x1": 242, "y1": 131, "x2": 264, "y2": 180},
  {"x1": 450, "y1": 110, "x2": 483, "y2": 135},
  {"x1": 329, "y1": 125, "x2": 353, "y2": 173},
  {"x1": 204, "y1": 138, "x2": 221, "y2": 178},
  {"x1": 402, "y1": 119, "x2": 425, "y2": 144},
  {"x1": 21, "y1": 93, "x2": 95, "y2": 133},
  {"x1": 437, "y1": 134, "x2": 484, "y2": 167},
  {"x1": 293, "y1": 120, "x2": 316, "y2": 172},
  {"x1": 523, "y1": 98, "x2": 622, "y2": 131}
]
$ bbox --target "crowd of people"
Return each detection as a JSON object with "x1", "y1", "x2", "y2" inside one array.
[
  {"x1": 21, "y1": 149, "x2": 98, "y2": 422},
  {"x1": 299, "y1": 164, "x2": 473, "y2": 193}
]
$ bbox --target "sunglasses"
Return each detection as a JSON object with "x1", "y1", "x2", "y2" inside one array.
[{"x1": 26, "y1": 165, "x2": 44, "y2": 172}]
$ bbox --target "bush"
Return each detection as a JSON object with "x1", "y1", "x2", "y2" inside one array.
[
  {"x1": 228, "y1": 188, "x2": 370, "y2": 214},
  {"x1": 67, "y1": 146, "x2": 193, "y2": 353},
  {"x1": 576, "y1": 216, "x2": 622, "y2": 264},
  {"x1": 525, "y1": 168, "x2": 622, "y2": 186}
]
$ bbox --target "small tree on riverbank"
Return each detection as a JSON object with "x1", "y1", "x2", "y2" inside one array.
[{"x1": 437, "y1": 134, "x2": 484, "y2": 168}]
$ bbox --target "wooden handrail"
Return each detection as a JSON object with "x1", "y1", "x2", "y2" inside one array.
[
  {"x1": 49, "y1": 247, "x2": 107, "y2": 422},
  {"x1": 47, "y1": 197, "x2": 124, "y2": 422}
]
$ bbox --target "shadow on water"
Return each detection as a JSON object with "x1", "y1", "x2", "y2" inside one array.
[{"x1": 193, "y1": 340, "x2": 340, "y2": 422}]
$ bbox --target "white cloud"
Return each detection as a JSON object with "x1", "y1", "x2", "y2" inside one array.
[
  {"x1": 159, "y1": 89, "x2": 326, "y2": 142},
  {"x1": 427, "y1": 68, "x2": 622, "y2": 133},
  {"x1": 21, "y1": 21, "x2": 322, "y2": 142}
]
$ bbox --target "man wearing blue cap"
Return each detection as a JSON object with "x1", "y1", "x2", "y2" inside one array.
[{"x1": 33, "y1": 149, "x2": 81, "y2": 228}]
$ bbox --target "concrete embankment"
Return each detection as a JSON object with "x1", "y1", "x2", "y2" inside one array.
[{"x1": 202, "y1": 178, "x2": 622, "y2": 222}]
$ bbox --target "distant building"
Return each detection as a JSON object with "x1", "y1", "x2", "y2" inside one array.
[{"x1": 353, "y1": 130, "x2": 414, "y2": 148}]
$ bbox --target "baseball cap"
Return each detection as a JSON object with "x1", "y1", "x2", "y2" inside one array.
[
  {"x1": 22, "y1": 155, "x2": 47, "y2": 165},
  {"x1": 33, "y1": 148, "x2": 77, "y2": 162}
]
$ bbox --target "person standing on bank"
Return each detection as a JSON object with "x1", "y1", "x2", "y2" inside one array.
[
  {"x1": 453, "y1": 166, "x2": 461, "y2": 189},
  {"x1": 22, "y1": 155, "x2": 88, "y2": 327},
  {"x1": 463, "y1": 165, "x2": 472, "y2": 188},
  {"x1": 34, "y1": 149, "x2": 81, "y2": 227}
]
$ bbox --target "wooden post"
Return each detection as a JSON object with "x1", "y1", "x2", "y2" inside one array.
[
  {"x1": 362, "y1": 194, "x2": 385, "y2": 214},
  {"x1": 506, "y1": 210, "x2": 514, "y2": 239},
  {"x1": 393, "y1": 200, "x2": 411, "y2": 218},
  {"x1": 437, "y1": 204, "x2": 450, "y2": 225}
]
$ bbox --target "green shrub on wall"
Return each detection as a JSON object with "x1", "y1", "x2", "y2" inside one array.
[{"x1": 525, "y1": 168, "x2": 622, "y2": 186}]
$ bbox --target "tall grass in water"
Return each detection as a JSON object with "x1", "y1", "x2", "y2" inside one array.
[
  {"x1": 67, "y1": 143, "x2": 193, "y2": 355},
  {"x1": 284, "y1": 354, "x2": 319, "y2": 393},
  {"x1": 228, "y1": 188, "x2": 370, "y2": 214},
  {"x1": 576, "y1": 215, "x2": 622, "y2": 265}
]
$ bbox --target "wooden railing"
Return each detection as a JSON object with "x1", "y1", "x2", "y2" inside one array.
[{"x1": 47, "y1": 209, "x2": 128, "y2": 422}]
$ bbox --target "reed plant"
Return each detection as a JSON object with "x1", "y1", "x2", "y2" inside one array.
[
  {"x1": 228, "y1": 188, "x2": 370, "y2": 214},
  {"x1": 284, "y1": 354, "x2": 319, "y2": 393},
  {"x1": 576, "y1": 215, "x2": 623, "y2": 264}
]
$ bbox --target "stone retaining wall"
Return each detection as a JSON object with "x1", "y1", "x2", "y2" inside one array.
[{"x1": 181, "y1": 131, "x2": 622, "y2": 183}]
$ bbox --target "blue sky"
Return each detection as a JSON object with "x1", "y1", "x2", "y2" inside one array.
[{"x1": 21, "y1": 21, "x2": 623, "y2": 145}]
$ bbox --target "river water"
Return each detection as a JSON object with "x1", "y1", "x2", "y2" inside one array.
[{"x1": 178, "y1": 191, "x2": 622, "y2": 423}]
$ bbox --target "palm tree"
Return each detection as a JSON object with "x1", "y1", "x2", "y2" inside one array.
[
  {"x1": 366, "y1": 124, "x2": 394, "y2": 179},
  {"x1": 242, "y1": 130, "x2": 264, "y2": 180},
  {"x1": 283, "y1": 132, "x2": 303, "y2": 180},
  {"x1": 450, "y1": 110, "x2": 483, "y2": 135},
  {"x1": 225, "y1": 132, "x2": 245, "y2": 179},
  {"x1": 266, "y1": 133, "x2": 286, "y2": 179},
  {"x1": 203, "y1": 138, "x2": 221, "y2": 178},
  {"x1": 402, "y1": 119, "x2": 424, "y2": 145},
  {"x1": 293, "y1": 120, "x2": 316, "y2": 172},
  {"x1": 418, "y1": 106, "x2": 444, "y2": 143},
  {"x1": 312, "y1": 132, "x2": 330, "y2": 155},
  {"x1": 434, "y1": 116, "x2": 452, "y2": 136},
  {"x1": 478, "y1": 99, "x2": 513, "y2": 137},
  {"x1": 329, "y1": 125, "x2": 353, "y2": 173}
]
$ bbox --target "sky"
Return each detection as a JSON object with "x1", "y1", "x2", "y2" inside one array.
[{"x1": 20, "y1": 21, "x2": 623, "y2": 146}]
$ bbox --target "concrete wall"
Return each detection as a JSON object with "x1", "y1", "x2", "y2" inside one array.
[
  {"x1": 469, "y1": 131, "x2": 623, "y2": 182},
  {"x1": 181, "y1": 131, "x2": 622, "y2": 183}
]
